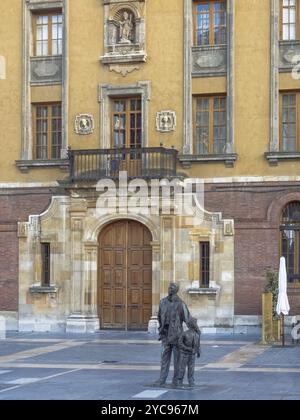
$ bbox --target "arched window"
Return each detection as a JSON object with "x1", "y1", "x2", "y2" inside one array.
[{"x1": 281, "y1": 201, "x2": 300, "y2": 284}]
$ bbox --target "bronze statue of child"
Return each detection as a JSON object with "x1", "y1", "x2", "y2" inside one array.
[{"x1": 177, "y1": 317, "x2": 201, "y2": 388}]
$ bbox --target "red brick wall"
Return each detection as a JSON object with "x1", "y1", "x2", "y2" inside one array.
[
  {"x1": 205, "y1": 182, "x2": 300, "y2": 316},
  {"x1": 2, "y1": 183, "x2": 300, "y2": 318},
  {"x1": 0, "y1": 190, "x2": 52, "y2": 311}
]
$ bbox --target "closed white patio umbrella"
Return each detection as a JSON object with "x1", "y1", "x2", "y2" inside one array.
[{"x1": 276, "y1": 257, "x2": 290, "y2": 346}]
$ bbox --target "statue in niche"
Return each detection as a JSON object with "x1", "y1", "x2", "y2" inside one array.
[{"x1": 119, "y1": 11, "x2": 134, "y2": 44}]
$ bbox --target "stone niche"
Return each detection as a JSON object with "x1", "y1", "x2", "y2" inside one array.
[{"x1": 101, "y1": 0, "x2": 147, "y2": 65}]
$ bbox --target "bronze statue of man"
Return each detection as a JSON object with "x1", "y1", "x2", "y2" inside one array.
[{"x1": 155, "y1": 283, "x2": 190, "y2": 386}]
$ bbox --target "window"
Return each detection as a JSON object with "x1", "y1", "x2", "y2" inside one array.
[
  {"x1": 281, "y1": 202, "x2": 300, "y2": 284},
  {"x1": 41, "y1": 243, "x2": 51, "y2": 287},
  {"x1": 112, "y1": 98, "x2": 142, "y2": 149},
  {"x1": 33, "y1": 103, "x2": 62, "y2": 160},
  {"x1": 280, "y1": 0, "x2": 299, "y2": 40},
  {"x1": 194, "y1": 1, "x2": 227, "y2": 46},
  {"x1": 200, "y1": 242, "x2": 210, "y2": 287},
  {"x1": 194, "y1": 96, "x2": 227, "y2": 154},
  {"x1": 33, "y1": 12, "x2": 63, "y2": 56},
  {"x1": 280, "y1": 92, "x2": 300, "y2": 152}
]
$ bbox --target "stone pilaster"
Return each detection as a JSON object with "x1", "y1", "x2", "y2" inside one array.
[
  {"x1": 270, "y1": 0, "x2": 280, "y2": 152},
  {"x1": 148, "y1": 241, "x2": 161, "y2": 334},
  {"x1": 183, "y1": 0, "x2": 193, "y2": 154},
  {"x1": 61, "y1": 0, "x2": 69, "y2": 156},
  {"x1": 226, "y1": 0, "x2": 235, "y2": 154},
  {"x1": 161, "y1": 217, "x2": 175, "y2": 297},
  {"x1": 67, "y1": 200, "x2": 97, "y2": 333},
  {"x1": 22, "y1": 0, "x2": 32, "y2": 160},
  {"x1": 79, "y1": 242, "x2": 100, "y2": 332}
]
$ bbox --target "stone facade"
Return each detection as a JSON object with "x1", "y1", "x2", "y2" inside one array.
[
  {"x1": 17, "y1": 189, "x2": 234, "y2": 333},
  {"x1": 1, "y1": 181, "x2": 300, "y2": 333},
  {"x1": 1, "y1": 1, "x2": 300, "y2": 334}
]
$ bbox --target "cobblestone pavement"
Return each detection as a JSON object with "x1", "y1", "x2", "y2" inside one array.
[{"x1": 0, "y1": 332, "x2": 299, "y2": 400}]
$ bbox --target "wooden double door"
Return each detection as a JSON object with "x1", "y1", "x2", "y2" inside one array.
[{"x1": 98, "y1": 221, "x2": 152, "y2": 330}]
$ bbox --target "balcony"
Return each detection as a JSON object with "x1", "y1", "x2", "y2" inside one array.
[{"x1": 68, "y1": 147, "x2": 178, "y2": 182}]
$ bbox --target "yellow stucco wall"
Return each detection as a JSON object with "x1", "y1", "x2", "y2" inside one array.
[
  {"x1": 0, "y1": 0, "x2": 22, "y2": 182},
  {"x1": 1, "y1": 0, "x2": 300, "y2": 183},
  {"x1": 31, "y1": 85, "x2": 62, "y2": 103}
]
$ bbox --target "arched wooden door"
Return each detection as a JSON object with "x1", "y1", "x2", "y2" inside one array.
[{"x1": 98, "y1": 220, "x2": 152, "y2": 330}]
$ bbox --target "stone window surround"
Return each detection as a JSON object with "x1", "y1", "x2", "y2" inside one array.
[
  {"x1": 98, "y1": 81, "x2": 151, "y2": 148},
  {"x1": 182, "y1": 0, "x2": 236, "y2": 167},
  {"x1": 268, "y1": 0, "x2": 300, "y2": 165},
  {"x1": 19, "y1": 0, "x2": 69, "y2": 169}
]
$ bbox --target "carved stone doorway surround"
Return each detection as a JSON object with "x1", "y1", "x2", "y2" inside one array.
[{"x1": 66, "y1": 213, "x2": 161, "y2": 333}]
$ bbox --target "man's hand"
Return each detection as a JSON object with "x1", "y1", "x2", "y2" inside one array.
[{"x1": 197, "y1": 352, "x2": 201, "y2": 358}]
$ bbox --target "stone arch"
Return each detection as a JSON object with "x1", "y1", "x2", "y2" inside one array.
[
  {"x1": 84, "y1": 213, "x2": 160, "y2": 244},
  {"x1": 109, "y1": 3, "x2": 141, "y2": 21},
  {"x1": 267, "y1": 192, "x2": 300, "y2": 227}
]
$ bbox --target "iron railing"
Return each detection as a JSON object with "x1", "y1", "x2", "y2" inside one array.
[{"x1": 68, "y1": 147, "x2": 178, "y2": 182}]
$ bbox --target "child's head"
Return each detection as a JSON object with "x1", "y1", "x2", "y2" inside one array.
[{"x1": 187, "y1": 317, "x2": 199, "y2": 331}]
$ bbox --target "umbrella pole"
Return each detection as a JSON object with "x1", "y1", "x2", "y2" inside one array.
[{"x1": 281, "y1": 314, "x2": 285, "y2": 347}]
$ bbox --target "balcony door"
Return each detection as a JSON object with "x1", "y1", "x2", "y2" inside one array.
[
  {"x1": 111, "y1": 98, "x2": 142, "y2": 177},
  {"x1": 98, "y1": 220, "x2": 152, "y2": 330}
]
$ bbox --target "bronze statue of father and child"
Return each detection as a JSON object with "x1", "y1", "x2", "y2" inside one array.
[{"x1": 154, "y1": 283, "x2": 201, "y2": 389}]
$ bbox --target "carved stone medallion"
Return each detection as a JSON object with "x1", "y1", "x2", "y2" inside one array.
[
  {"x1": 75, "y1": 114, "x2": 95, "y2": 135},
  {"x1": 156, "y1": 111, "x2": 177, "y2": 133}
]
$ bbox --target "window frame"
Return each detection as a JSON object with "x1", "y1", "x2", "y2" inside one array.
[
  {"x1": 193, "y1": 94, "x2": 227, "y2": 155},
  {"x1": 280, "y1": 202, "x2": 300, "y2": 286},
  {"x1": 41, "y1": 243, "x2": 51, "y2": 287},
  {"x1": 280, "y1": 0, "x2": 300, "y2": 41},
  {"x1": 193, "y1": 0, "x2": 227, "y2": 47},
  {"x1": 111, "y1": 97, "x2": 142, "y2": 149},
  {"x1": 33, "y1": 11, "x2": 63, "y2": 57},
  {"x1": 279, "y1": 91, "x2": 300, "y2": 152},
  {"x1": 33, "y1": 102, "x2": 62, "y2": 160},
  {"x1": 199, "y1": 241, "x2": 210, "y2": 288}
]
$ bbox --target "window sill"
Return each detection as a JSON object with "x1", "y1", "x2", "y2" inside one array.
[
  {"x1": 100, "y1": 52, "x2": 147, "y2": 65},
  {"x1": 179, "y1": 154, "x2": 238, "y2": 169},
  {"x1": 29, "y1": 286, "x2": 59, "y2": 294},
  {"x1": 192, "y1": 44, "x2": 227, "y2": 52},
  {"x1": 279, "y1": 40, "x2": 300, "y2": 46},
  {"x1": 30, "y1": 55, "x2": 62, "y2": 60},
  {"x1": 265, "y1": 152, "x2": 300, "y2": 166},
  {"x1": 16, "y1": 159, "x2": 69, "y2": 173},
  {"x1": 187, "y1": 288, "x2": 219, "y2": 296}
]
